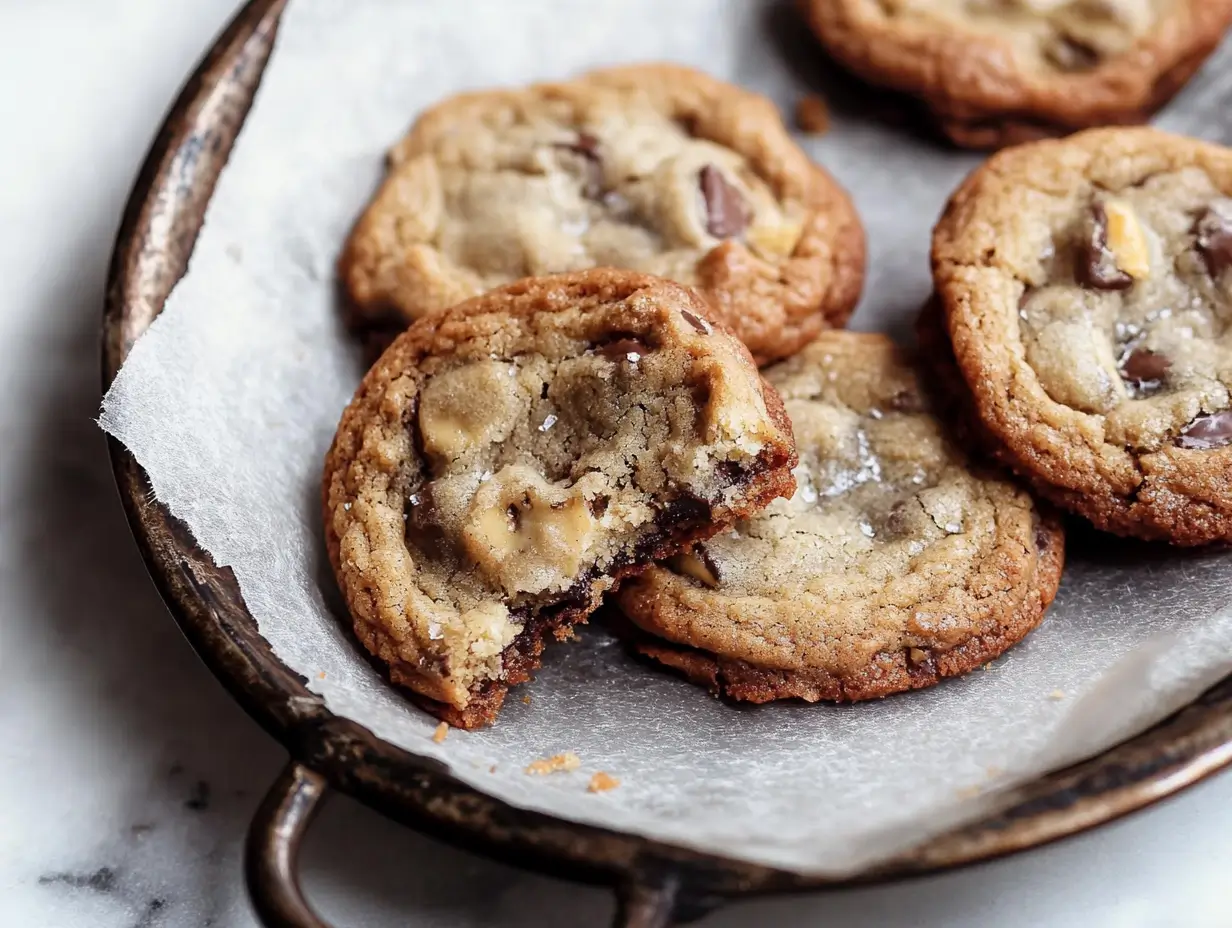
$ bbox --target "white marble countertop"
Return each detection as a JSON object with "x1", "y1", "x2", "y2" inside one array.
[{"x1": 2, "y1": 2, "x2": 1231, "y2": 926}]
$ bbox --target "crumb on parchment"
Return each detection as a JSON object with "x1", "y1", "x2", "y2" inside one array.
[
  {"x1": 588, "y1": 772, "x2": 621, "y2": 793},
  {"x1": 432, "y1": 722, "x2": 449, "y2": 743},
  {"x1": 1049, "y1": 689, "x2": 1067, "y2": 701},
  {"x1": 525, "y1": 752, "x2": 581, "y2": 775},
  {"x1": 522, "y1": 695, "x2": 532, "y2": 705},
  {"x1": 795, "y1": 95, "x2": 830, "y2": 135}
]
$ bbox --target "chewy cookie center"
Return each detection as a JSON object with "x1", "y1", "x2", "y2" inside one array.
[
  {"x1": 403, "y1": 328, "x2": 772, "y2": 605},
  {"x1": 1018, "y1": 168, "x2": 1232, "y2": 451},
  {"x1": 418, "y1": 107, "x2": 801, "y2": 286},
  {"x1": 880, "y1": 0, "x2": 1159, "y2": 71},
  {"x1": 668, "y1": 351, "x2": 998, "y2": 598}
]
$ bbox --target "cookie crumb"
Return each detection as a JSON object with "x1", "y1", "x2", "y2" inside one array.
[
  {"x1": 588, "y1": 772, "x2": 621, "y2": 793},
  {"x1": 956, "y1": 785, "x2": 982, "y2": 799},
  {"x1": 522, "y1": 695, "x2": 532, "y2": 705},
  {"x1": 525, "y1": 752, "x2": 581, "y2": 775},
  {"x1": 432, "y1": 722, "x2": 449, "y2": 743},
  {"x1": 985, "y1": 765, "x2": 1004, "y2": 778},
  {"x1": 795, "y1": 95, "x2": 830, "y2": 136},
  {"x1": 1048, "y1": 689, "x2": 1067, "y2": 701},
  {"x1": 316, "y1": 671, "x2": 326, "y2": 680},
  {"x1": 489, "y1": 765, "x2": 497, "y2": 774}
]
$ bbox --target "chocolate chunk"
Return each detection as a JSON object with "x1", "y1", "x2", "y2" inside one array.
[
  {"x1": 1120, "y1": 347, "x2": 1171, "y2": 386},
  {"x1": 1046, "y1": 35, "x2": 1100, "y2": 72},
  {"x1": 906, "y1": 646, "x2": 937, "y2": 677},
  {"x1": 680, "y1": 309, "x2": 712, "y2": 335},
  {"x1": 1196, "y1": 203, "x2": 1232, "y2": 278},
  {"x1": 1079, "y1": 204, "x2": 1133, "y2": 291},
  {"x1": 405, "y1": 485, "x2": 446, "y2": 551},
  {"x1": 1034, "y1": 520, "x2": 1052, "y2": 554},
  {"x1": 698, "y1": 164, "x2": 750, "y2": 239},
  {"x1": 597, "y1": 336, "x2": 649, "y2": 362},
  {"x1": 555, "y1": 132, "x2": 605, "y2": 200},
  {"x1": 1177, "y1": 411, "x2": 1232, "y2": 450},
  {"x1": 716, "y1": 460, "x2": 750, "y2": 487}
]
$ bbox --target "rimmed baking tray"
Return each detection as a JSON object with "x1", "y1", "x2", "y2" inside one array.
[{"x1": 101, "y1": 1, "x2": 1232, "y2": 925}]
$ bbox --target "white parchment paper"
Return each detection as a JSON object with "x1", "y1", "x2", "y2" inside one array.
[{"x1": 99, "y1": 0, "x2": 1232, "y2": 877}]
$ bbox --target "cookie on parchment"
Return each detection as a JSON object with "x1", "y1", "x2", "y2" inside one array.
[
  {"x1": 323, "y1": 270, "x2": 797, "y2": 727},
  {"x1": 802, "y1": 0, "x2": 1232, "y2": 149},
  {"x1": 616, "y1": 331, "x2": 1064, "y2": 703},
  {"x1": 933, "y1": 127, "x2": 1232, "y2": 544},
  {"x1": 339, "y1": 64, "x2": 865, "y2": 365}
]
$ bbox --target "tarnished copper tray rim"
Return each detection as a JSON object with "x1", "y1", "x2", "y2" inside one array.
[{"x1": 101, "y1": 1, "x2": 1232, "y2": 925}]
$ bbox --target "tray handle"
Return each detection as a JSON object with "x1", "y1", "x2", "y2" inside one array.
[
  {"x1": 246, "y1": 761, "x2": 688, "y2": 927},
  {"x1": 246, "y1": 761, "x2": 333, "y2": 928},
  {"x1": 614, "y1": 877, "x2": 681, "y2": 928}
]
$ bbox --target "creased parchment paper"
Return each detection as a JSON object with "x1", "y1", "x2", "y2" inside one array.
[{"x1": 99, "y1": 0, "x2": 1232, "y2": 877}]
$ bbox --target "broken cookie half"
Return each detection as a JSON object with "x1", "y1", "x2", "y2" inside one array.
[
  {"x1": 323, "y1": 269, "x2": 797, "y2": 727},
  {"x1": 616, "y1": 332, "x2": 1064, "y2": 703}
]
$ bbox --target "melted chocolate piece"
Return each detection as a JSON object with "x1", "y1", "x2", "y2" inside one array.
[
  {"x1": 597, "y1": 336, "x2": 649, "y2": 362},
  {"x1": 405, "y1": 484, "x2": 447, "y2": 552},
  {"x1": 1120, "y1": 347, "x2": 1171, "y2": 387},
  {"x1": 1196, "y1": 204, "x2": 1232, "y2": 278},
  {"x1": 698, "y1": 164, "x2": 750, "y2": 239},
  {"x1": 1034, "y1": 520, "x2": 1052, "y2": 554},
  {"x1": 1079, "y1": 204, "x2": 1133, "y2": 291},
  {"x1": 1177, "y1": 411, "x2": 1232, "y2": 450},
  {"x1": 680, "y1": 309, "x2": 711, "y2": 335},
  {"x1": 555, "y1": 132, "x2": 605, "y2": 200},
  {"x1": 1046, "y1": 35, "x2": 1100, "y2": 72}
]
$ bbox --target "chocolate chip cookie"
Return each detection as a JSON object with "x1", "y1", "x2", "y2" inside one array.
[
  {"x1": 323, "y1": 270, "x2": 797, "y2": 727},
  {"x1": 616, "y1": 332, "x2": 1064, "y2": 703},
  {"x1": 339, "y1": 64, "x2": 866, "y2": 365},
  {"x1": 933, "y1": 127, "x2": 1232, "y2": 544},
  {"x1": 803, "y1": 0, "x2": 1232, "y2": 149}
]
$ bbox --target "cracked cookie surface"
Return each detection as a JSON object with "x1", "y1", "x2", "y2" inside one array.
[
  {"x1": 323, "y1": 270, "x2": 797, "y2": 727},
  {"x1": 803, "y1": 0, "x2": 1232, "y2": 148},
  {"x1": 616, "y1": 332, "x2": 1063, "y2": 703},
  {"x1": 340, "y1": 64, "x2": 865, "y2": 365},
  {"x1": 934, "y1": 127, "x2": 1232, "y2": 543}
]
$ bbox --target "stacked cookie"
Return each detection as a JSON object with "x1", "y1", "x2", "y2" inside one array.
[{"x1": 325, "y1": 56, "x2": 1231, "y2": 728}]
